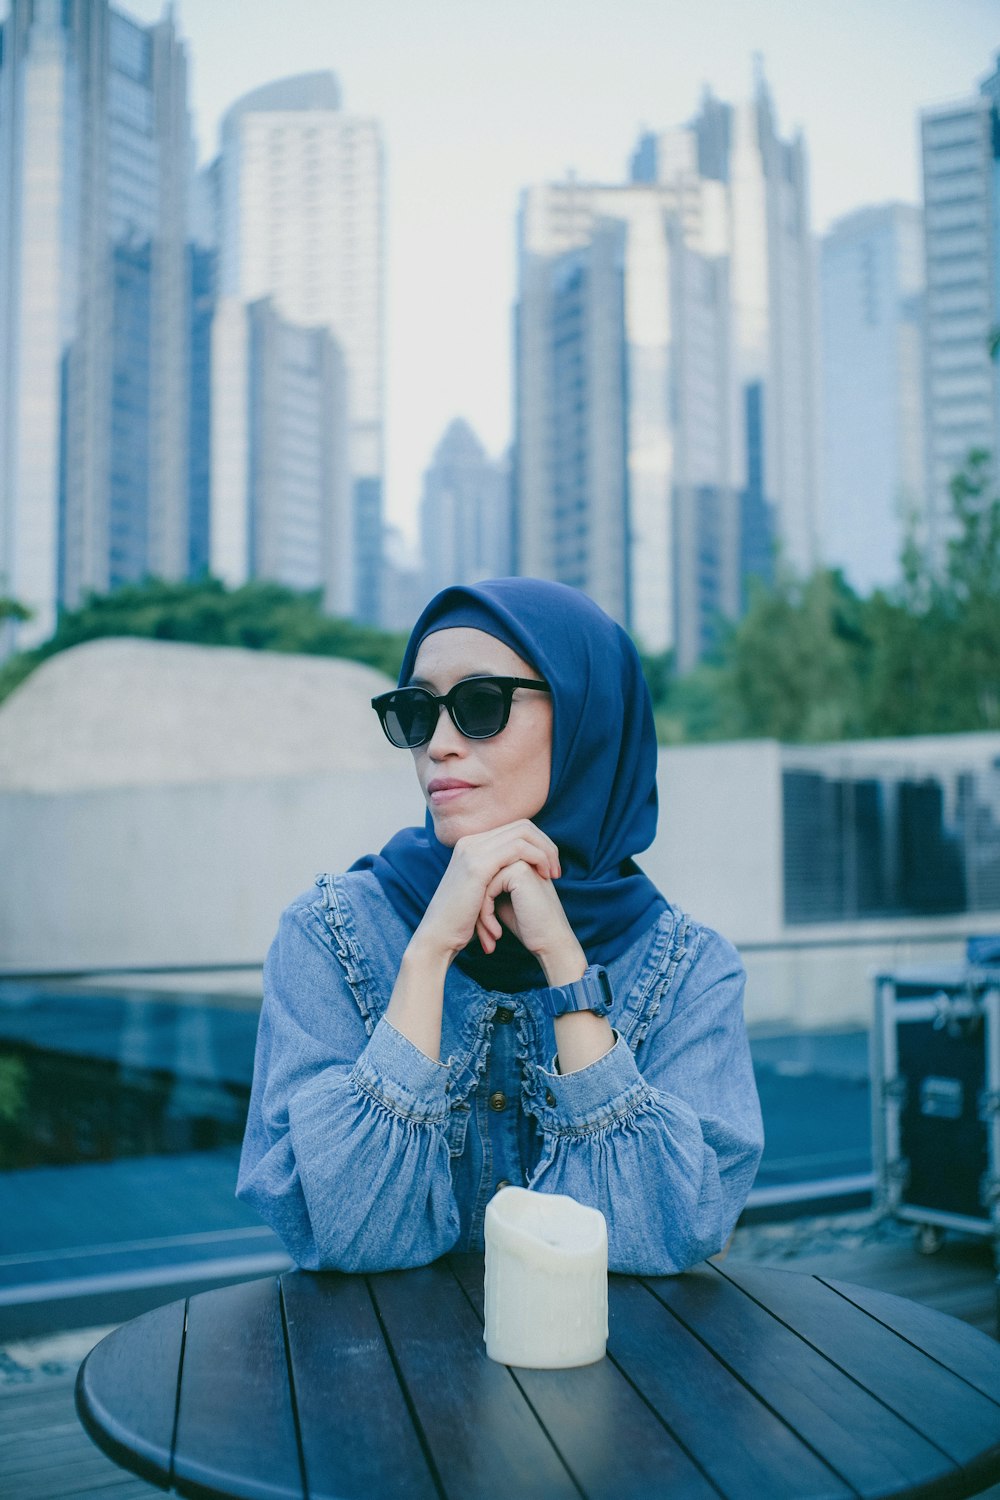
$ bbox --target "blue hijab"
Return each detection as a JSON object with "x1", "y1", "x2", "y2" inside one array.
[{"x1": 353, "y1": 578, "x2": 666, "y2": 990}]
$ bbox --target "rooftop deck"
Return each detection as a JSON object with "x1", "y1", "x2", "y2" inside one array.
[{"x1": 2, "y1": 1212, "x2": 996, "y2": 1500}]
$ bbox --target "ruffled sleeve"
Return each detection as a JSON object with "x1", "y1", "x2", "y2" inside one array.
[
  {"x1": 236, "y1": 900, "x2": 460, "y2": 1271},
  {"x1": 527, "y1": 924, "x2": 763, "y2": 1274}
]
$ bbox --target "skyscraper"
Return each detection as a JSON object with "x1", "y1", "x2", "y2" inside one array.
[
  {"x1": 921, "y1": 54, "x2": 1000, "y2": 552},
  {"x1": 210, "y1": 72, "x2": 384, "y2": 623},
  {"x1": 212, "y1": 298, "x2": 350, "y2": 599},
  {"x1": 419, "y1": 419, "x2": 511, "y2": 601},
  {"x1": 517, "y1": 179, "x2": 739, "y2": 662},
  {"x1": 515, "y1": 72, "x2": 818, "y2": 666},
  {"x1": 635, "y1": 73, "x2": 821, "y2": 584},
  {"x1": 819, "y1": 204, "x2": 924, "y2": 593},
  {"x1": 0, "y1": 0, "x2": 197, "y2": 650}
]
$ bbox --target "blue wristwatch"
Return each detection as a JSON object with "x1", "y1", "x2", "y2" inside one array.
[{"x1": 539, "y1": 964, "x2": 614, "y2": 1018}]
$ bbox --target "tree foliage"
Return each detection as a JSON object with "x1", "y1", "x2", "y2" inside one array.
[
  {"x1": 0, "y1": 597, "x2": 32, "y2": 624},
  {"x1": 0, "y1": 576, "x2": 409, "y2": 705},
  {"x1": 661, "y1": 449, "x2": 1000, "y2": 743}
]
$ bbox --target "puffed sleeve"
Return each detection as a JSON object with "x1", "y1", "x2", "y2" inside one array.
[
  {"x1": 527, "y1": 924, "x2": 763, "y2": 1275},
  {"x1": 236, "y1": 900, "x2": 461, "y2": 1271}
]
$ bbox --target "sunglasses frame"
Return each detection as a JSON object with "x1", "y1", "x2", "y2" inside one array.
[{"x1": 371, "y1": 675, "x2": 551, "y2": 749}]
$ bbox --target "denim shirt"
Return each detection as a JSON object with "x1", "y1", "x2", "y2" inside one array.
[{"x1": 236, "y1": 869, "x2": 764, "y2": 1276}]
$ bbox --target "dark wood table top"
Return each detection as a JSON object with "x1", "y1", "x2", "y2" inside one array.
[{"x1": 76, "y1": 1253, "x2": 1000, "y2": 1500}]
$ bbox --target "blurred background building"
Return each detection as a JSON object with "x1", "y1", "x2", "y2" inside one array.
[
  {"x1": 207, "y1": 72, "x2": 383, "y2": 622},
  {"x1": 0, "y1": 0, "x2": 198, "y2": 649},
  {"x1": 418, "y1": 418, "x2": 511, "y2": 601},
  {"x1": 212, "y1": 297, "x2": 350, "y2": 599},
  {"x1": 920, "y1": 54, "x2": 1000, "y2": 558},
  {"x1": 819, "y1": 204, "x2": 925, "y2": 593},
  {"x1": 515, "y1": 71, "x2": 817, "y2": 667}
]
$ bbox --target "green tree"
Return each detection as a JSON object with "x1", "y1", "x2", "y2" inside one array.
[
  {"x1": 0, "y1": 597, "x2": 32, "y2": 624},
  {"x1": 864, "y1": 448, "x2": 1000, "y2": 735},
  {"x1": 670, "y1": 568, "x2": 870, "y2": 743},
  {"x1": 0, "y1": 576, "x2": 411, "y2": 706},
  {"x1": 661, "y1": 448, "x2": 1000, "y2": 745}
]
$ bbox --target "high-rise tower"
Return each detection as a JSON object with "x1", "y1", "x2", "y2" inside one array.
[
  {"x1": 419, "y1": 419, "x2": 510, "y2": 600},
  {"x1": 515, "y1": 71, "x2": 817, "y2": 666},
  {"x1": 635, "y1": 74, "x2": 821, "y2": 584},
  {"x1": 210, "y1": 73, "x2": 384, "y2": 623},
  {"x1": 921, "y1": 54, "x2": 1000, "y2": 552},
  {"x1": 0, "y1": 0, "x2": 196, "y2": 650},
  {"x1": 819, "y1": 204, "x2": 924, "y2": 592}
]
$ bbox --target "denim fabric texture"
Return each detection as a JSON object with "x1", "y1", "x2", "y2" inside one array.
[{"x1": 237, "y1": 869, "x2": 764, "y2": 1275}]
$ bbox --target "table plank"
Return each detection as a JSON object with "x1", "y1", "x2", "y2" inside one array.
[
  {"x1": 173, "y1": 1277, "x2": 303, "y2": 1500},
  {"x1": 74, "y1": 1295, "x2": 183, "y2": 1489},
  {"x1": 608, "y1": 1279, "x2": 851, "y2": 1500},
  {"x1": 449, "y1": 1254, "x2": 719, "y2": 1500},
  {"x1": 717, "y1": 1263, "x2": 1000, "y2": 1471},
  {"x1": 647, "y1": 1265, "x2": 960, "y2": 1499},
  {"x1": 73, "y1": 1261, "x2": 1000, "y2": 1500},
  {"x1": 369, "y1": 1260, "x2": 579, "y2": 1500},
  {"x1": 820, "y1": 1275, "x2": 1000, "y2": 1406},
  {"x1": 280, "y1": 1271, "x2": 438, "y2": 1500}
]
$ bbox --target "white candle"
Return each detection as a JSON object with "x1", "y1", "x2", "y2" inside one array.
[{"x1": 483, "y1": 1187, "x2": 608, "y2": 1368}]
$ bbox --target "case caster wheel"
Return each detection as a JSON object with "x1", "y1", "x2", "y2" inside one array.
[{"x1": 915, "y1": 1224, "x2": 944, "y2": 1255}]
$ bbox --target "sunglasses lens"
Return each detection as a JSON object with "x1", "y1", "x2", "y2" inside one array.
[
  {"x1": 381, "y1": 691, "x2": 437, "y2": 748},
  {"x1": 452, "y1": 679, "x2": 508, "y2": 738}
]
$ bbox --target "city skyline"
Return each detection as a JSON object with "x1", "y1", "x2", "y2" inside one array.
[{"x1": 93, "y1": 0, "x2": 996, "y2": 540}]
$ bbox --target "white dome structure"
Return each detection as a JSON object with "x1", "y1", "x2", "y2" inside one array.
[{"x1": 0, "y1": 638, "x2": 401, "y2": 792}]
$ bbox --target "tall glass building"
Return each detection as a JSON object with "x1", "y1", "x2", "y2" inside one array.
[
  {"x1": 515, "y1": 71, "x2": 816, "y2": 667},
  {"x1": 0, "y1": 0, "x2": 199, "y2": 650},
  {"x1": 819, "y1": 204, "x2": 925, "y2": 593},
  {"x1": 419, "y1": 418, "x2": 511, "y2": 601},
  {"x1": 210, "y1": 72, "x2": 384, "y2": 624},
  {"x1": 634, "y1": 74, "x2": 820, "y2": 587},
  {"x1": 516, "y1": 158, "x2": 739, "y2": 663},
  {"x1": 211, "y1": 295, "x2": 350, "y2": 603},
  {"x1": 921, "y1": 53, "x2": 1000, "y2": 552}
]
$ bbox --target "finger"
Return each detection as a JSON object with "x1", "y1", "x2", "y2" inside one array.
[
  {"x1": 478, "y1": 883, "x2": 503, "y2": 938},
  {"x1": 484, "y1": 859, "x2": 547, "y2": 904},
  {"x1": 455, "y1": 823, "x2": 560, "y2": 882},
  {"x1": 511, "y1": 837, "x2": 562, "y2": 881},
  {"x1": 508, "y1": 822, "x2": 561, "y2": 877},
  {"x1": 478, "y1": 894, "x2": 503, "y2": 941},
  {"x1": 476, "y1": 913, "x2": 497, "y2": 953}
]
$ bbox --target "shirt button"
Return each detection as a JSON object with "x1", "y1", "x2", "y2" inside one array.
[
  {"x1": 545, "y1": 1089, "x2": 557, "y2": 1107},
  {"x1": 488, "y1": 1091, "x2": 508, "y2": 1111},
  {"x1": 494, "y1": 1006, "x2": 514, "y2": 1024},
  {"x1": 495, "y1": 1179, "x2": 511, "y2": 1192}
]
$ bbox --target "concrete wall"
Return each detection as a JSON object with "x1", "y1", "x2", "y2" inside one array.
[
  {"x1": 645, "y1": 742, "x2": 785, "y2": 944},
  {"x1": 0, "y1": 742, "x2": 991, "y2": 1028},
  {"x1": 0, "y1": 770, "x2": 422, "y2": 970}
]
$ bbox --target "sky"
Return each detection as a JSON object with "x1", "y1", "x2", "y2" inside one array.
[{"x1": 75, "y1": 1, "x2": 1000, "y2": 539}]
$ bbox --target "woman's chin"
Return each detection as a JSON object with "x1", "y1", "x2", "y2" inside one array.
[{"x1": 430, "y1": 807, "x2": 487, "y2": 847}]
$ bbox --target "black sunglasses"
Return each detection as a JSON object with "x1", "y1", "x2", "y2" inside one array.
[{"x1": 371, "y1": 675, "x2": 551, "y2": 749}]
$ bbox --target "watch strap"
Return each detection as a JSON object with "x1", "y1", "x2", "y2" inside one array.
[{"x1": 539, "y1": 964, "x2": 613, "y2": 1018}]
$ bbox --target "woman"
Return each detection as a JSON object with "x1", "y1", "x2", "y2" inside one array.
[{"x1": 237, "y1": 578, "x2": 763, "y2": 1274}]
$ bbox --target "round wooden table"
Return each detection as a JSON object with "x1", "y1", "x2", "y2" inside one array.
[{"x1": 77, "y1": 1253, "x2": 1000, "y2": 1499}]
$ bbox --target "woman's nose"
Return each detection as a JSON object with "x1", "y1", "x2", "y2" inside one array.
[{"x1": 426, "y1": 704, "x2": 466, "y2": 757}]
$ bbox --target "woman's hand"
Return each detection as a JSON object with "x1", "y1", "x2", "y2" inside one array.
[
  {"x1": 475, "y1": 832, "x2": 589, "y2": 988},
  {"x1": 478, "y1": 857, "x2": 575, "y2": 963},
  {"x1": 411, "y1": 819, "x2": 561, "y2": 964}
]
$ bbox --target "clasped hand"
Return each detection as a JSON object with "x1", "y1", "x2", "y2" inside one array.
[{"x1": 417, "y1": 819, "x2": 577, "y2": 967}]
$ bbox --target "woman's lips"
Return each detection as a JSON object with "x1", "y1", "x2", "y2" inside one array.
[{"x1": 427, "y1": 779, "x2": 477, "y2": 804}]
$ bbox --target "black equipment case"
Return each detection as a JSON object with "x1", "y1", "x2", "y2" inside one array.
[{"x1": 872, "y1": 958, "x2": 1000, "y2": 1257}]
